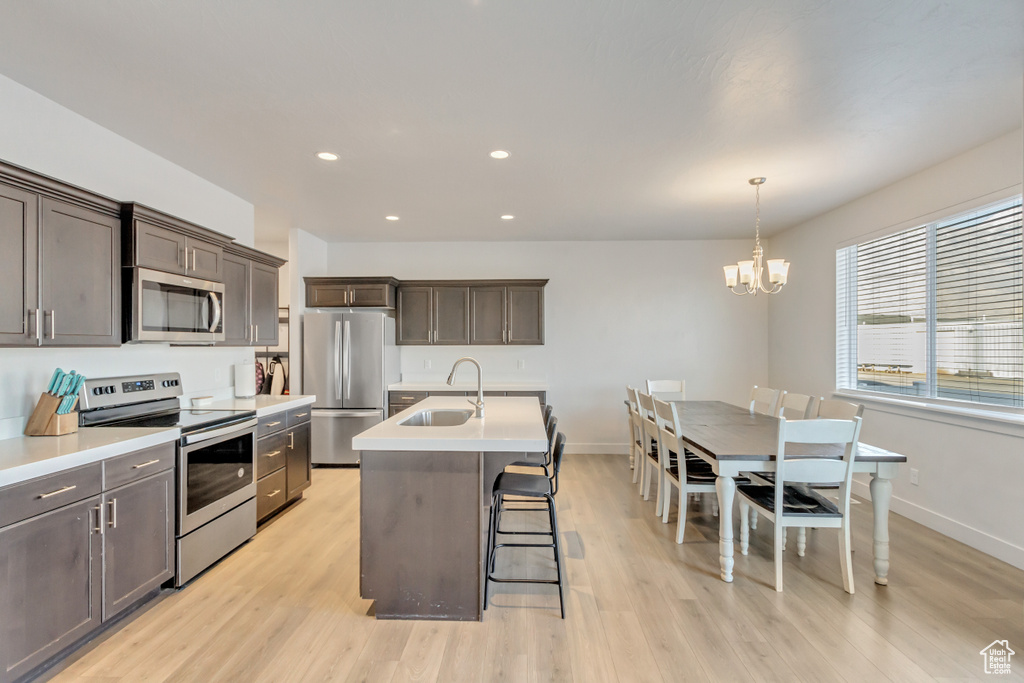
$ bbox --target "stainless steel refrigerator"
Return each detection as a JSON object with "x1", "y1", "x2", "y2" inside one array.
[{"x1": 303, "y1": 311, "x2": 399, "y2": 465}]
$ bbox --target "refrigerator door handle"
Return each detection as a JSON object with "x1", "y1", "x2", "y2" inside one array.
[
  {"x1": 334, "y1": 320, "x2": 342, "y2": 401},
  {"x1": 344, "y1": 319, "x2": 352, "y2": 400}
]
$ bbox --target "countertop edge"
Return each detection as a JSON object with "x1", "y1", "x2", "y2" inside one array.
[
  {"x1": 0, "y1": 428, "x2": 181, "y2": 488},
  {"x1": 201, "y1": 395, "x2": 316, "y2": 416},
  {"x1": 388, "y1": 382, "x2": 549, "y2": 392}
]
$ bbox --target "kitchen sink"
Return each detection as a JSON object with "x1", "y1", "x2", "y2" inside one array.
[{"x1": 398, "y1": 409, "x2": 475, "y2": 427}]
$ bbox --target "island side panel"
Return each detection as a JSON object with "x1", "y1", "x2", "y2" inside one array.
[{"x1": 360, "y1": 449, "x2": 483, "y2": 620}]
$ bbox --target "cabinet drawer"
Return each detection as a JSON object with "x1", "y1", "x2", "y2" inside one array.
[
  {"x1": 287, "y1": 405, "x2": 311, "y2": 427},
  {"x1": 103, "y1": 443, "x2": 175, "y2": 490},
  {"x1": 257, "y1": 412, "x2": 287, "y2": 437},
  {"x1": 390, "y1": 391, "x2": 428, "y2": 404},
  {"x1": 256, "y1": 468, "x2": 288, "y2": 521},
  {"x1": 257, "y1": 430, "x2": 288, "y2": 479},
  {"x1": 0, "y1": 462, "x2": 103, "y2": 528}
]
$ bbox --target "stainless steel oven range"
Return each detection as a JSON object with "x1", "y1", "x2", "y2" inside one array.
[{"x1": 79, "y1": 373, "x2": 256, "y2": 586}]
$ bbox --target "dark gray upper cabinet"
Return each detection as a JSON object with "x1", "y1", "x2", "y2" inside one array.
[
  {"x1": 0, "y1": 182, "x2": 38, "y2": 346},
  {"x1": 220, "y1": 244, "x2": 285, "y2": 347},
  {"x1": 101, "y1": 470, "x2": 174, "y2": 620},
  {"x1": 470, "y1": 286, "x2": 506, "y2": 344},
  {"x1": 433, "y1": 286, "x2": 470, "y2": 345},
  {"x1": 304, "y1": 277, "x2": 398, "y2": 308},
  {"x1": 122, "y1": 203, "x2": 232, "y2": 282},
  {"x1": 221, "y1": 251, "x2": 251, "y2": 345},
  {"x1": 40, "y1": 199, "x2": 121, "y2": 346},
  {"x1": 0, "y1": 162, "x2": 121, "y2": 348},
  {"x1": 398, "y1": 279, "x2": 546, "y2": 346},
  {"x1": 506, "y1": 284, "x2": 545, "y2": 345},
  {"x1": 251, "y1": 261, "x2": 279, "y2": 345},
  {"x1": 397, "y1": 286, "x2": 432, "y2": 345}
]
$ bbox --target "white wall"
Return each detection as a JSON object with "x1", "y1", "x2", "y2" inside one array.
[
  {"x1": 0, "y1": 74, "x2": 256, "y2": 438},
  {"x1": 766, "y1": 128, "x2": 1024, "y2": 569},
  {"x1": 321, "y1": 240, "x2": 769, "y2": 452},
  {"x1": 287, "y1": 228, "x2": 329, "y2": 395}
]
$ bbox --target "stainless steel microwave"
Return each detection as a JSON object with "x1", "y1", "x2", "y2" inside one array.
[{"x1": 125, "y1": 267, "x2": 225, "y2": 343}]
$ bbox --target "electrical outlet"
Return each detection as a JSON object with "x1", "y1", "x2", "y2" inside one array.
[
  {"x1": 424, "y1": 359, "x2": 431, "y2": 370},
  {"x1": 517, "y1": 359, "x2": 526, "y2": 370},
  {"x1": 910, "y1": 468, "x2": 919, "y2": 486}
]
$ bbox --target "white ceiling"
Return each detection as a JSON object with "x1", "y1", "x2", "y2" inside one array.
[{"x1": 0, "y1": 1, "x2": 1021, "y2": 243}]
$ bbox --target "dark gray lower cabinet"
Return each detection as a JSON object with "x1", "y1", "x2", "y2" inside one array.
[
  {"x1": 0, "y1": 446, "x2": 175, "y2": 683},
  {"x1": 0, "y1": 497, "x2": 102, "y2": 683},
  {"x1": 286, "y1": 422, "x2": 311, "y2": 501},
  {"x1": 102, "y1": 471, "x2": 174, "y2": 620}
]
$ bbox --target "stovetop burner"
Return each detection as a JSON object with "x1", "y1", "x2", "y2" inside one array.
[{"x1": 98, "y1": 408, "x2": 256, "y2": 434}]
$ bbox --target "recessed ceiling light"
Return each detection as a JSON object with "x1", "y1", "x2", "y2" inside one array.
[
  {"x1": 385, "y1": 215, "x2": 400, "y2": 221},
  {"x1": 489, "y1": 150, "x2": 510, "y2": 159},
  {"x1": 501, "y1": 215, "x2": 515, "y2": 220},
  {"x1": 317, "y1": 152, "x2": 339, "y2": 161}
]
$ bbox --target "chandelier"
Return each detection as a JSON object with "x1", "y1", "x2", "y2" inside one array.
[{"x1": 723, "y1": 177, "x2": 790, "y2": 295}]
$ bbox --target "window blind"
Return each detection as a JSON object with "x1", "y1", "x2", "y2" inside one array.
[{"x1": 837, "y1": 195, "x2": 1023, "y2": 409}]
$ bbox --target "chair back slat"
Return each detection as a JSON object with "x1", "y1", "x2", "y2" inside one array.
[
  {"x1": 779, "y1": 391, "x2": 815, "y2": 419},
  {"x1": 637, "y1": 392, "x2": 659, "y2": 441},
  {"x1": 750, "y1": 385, "x2": 782, "y2": 416},
  {"x1": 651, "y1": 390, "x2": 685, "y2": 402},
  {"x1": 653, "y1": 398, "x2": 678, "y2": 453},
  {"x1": 817, "y1": 398, "x2": 864, "y2": 420},
  {"x1": 775, "y1": 417, "x2": 862, "y2": 490},
  {"x1": 550, "y1": 432, "x2": 566, "y2": 495},
  {"x1": 647, "y1": 379, "x2": 684, "y2": 394}
]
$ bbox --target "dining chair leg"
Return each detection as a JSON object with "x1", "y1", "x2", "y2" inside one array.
[
  {"x1": 642, "y1": 460, "x2": 653, "y2": 501},
  {"x1": 739, "y1": 500, "x2": 750, "y2": 555},
  {"x1": 662, "y1": 478, "x2": 673, "y2": 524},
  {"x1": 675, "y1": 485, "x2": 687, "y2": 544},
  {"x1": 654, "y1": 468, "x2": 665, "y2": 517},
  {"x1": 712, "y1": 499, "x2": 719, "y2": 517},
  {"x1": 749, "y1": 507, "x2": 758, "y2": 529},
  {"x1": 782, "y1": 527, "x2": 787, "y2": 551},
  {"x1": 632, "y1": 451, "x2": 641, "y2": 483},
  {"x1": 796, "y1": 527, "x2": 807, "y2": 557},
  {"x1": 774, "y1": 522, "x2": 785, "y2": 592},
  {"x1": 547, "y1": 494, "x2": 566, "y2": 619},
  {"x1": 839, "y1": 522, "x2": 855, "y2": 594}
]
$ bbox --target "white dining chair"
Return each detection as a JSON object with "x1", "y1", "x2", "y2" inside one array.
[
  {"x1": 637, "y1": 392, "x2": 664, "y2": 512},
  {"x1": 749, "y1": 386, "x2": 782, "y2": 416},
  {"x1": 653, "y1": 398, "x2": 718, "y2": 542},
  {"x1": 738, "y1": 416, "x2": 863, "y2": 593},
  {"x1": 778, "y1": 391, "x2": 815, "y2": 419}
]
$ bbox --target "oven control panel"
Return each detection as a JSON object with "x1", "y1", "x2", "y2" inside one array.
[{"x1": 79, "y1": 372, "x2": 184, "y2": 411}]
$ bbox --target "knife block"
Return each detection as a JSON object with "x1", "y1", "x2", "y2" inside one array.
[{"x1": 24, "y1": 392, "x2": 79, "y2": 436}]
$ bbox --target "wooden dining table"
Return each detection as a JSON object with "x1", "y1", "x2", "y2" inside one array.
[{"x1": 668, "y1": 400, "x2": 907, "y2": 586}]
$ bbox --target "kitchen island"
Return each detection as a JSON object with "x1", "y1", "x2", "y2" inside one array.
[{"x1": 352, "y1": 395, "x2": 548, "y2": 620}]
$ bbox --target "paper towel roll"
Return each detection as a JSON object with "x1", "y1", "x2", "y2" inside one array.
[{"x1": 234, "y1": 364, "x2": 256, "y2": 398}]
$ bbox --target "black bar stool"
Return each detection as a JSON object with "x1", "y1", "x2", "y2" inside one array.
[{"x1": 485, "y1": 432, "x2": 567, "y2": 618}]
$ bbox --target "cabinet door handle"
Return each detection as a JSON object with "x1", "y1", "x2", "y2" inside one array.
[
  {"x1": 45, "y1": 310, "x2": 56, "y2": 340},
  {"x1": 190, "y1": 248, "x2": 197, "y2": 272},
  {"x1": 288, "y1": 432, "x2": 295, "y2": 449},
  {"x1": 132, "y1": 459, "x2": 161, "y2": 470},
  {"x1": 267, "y1": 489, "x2": 282, "y2": 498},
  {"x1": 254, "y1": 324, "x2": 259, "y2": 343},
  {"x1": 38, "y1": 484, "x2": 77, "y2": 499},
  {"x1": 263, "y1": 450, "x2": 282, "y2": 458},
  {"x1": 93, "y1": 505, "x2": 103, "y2": 533},
  {"x1": 108, "y1": 498, "x2": 117, "y2": 529}
]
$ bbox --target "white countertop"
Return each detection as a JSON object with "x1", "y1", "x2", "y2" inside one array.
[
  {"x1": 200, "y1": 394, "x2": 316, "y2": 416},
  {"x1": 388, "y1": 381, "x2": 548, "y2": 392},
  {"x1": 0, "y1": 427, "x2": 181, "y2": 488},
  {"x1": 353, "y1": 396, "x2": 547, "y2": 453}
]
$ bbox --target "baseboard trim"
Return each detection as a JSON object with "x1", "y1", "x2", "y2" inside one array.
[{"x1": 852, "y1": 479, "x2": 1024, "y2": 571}]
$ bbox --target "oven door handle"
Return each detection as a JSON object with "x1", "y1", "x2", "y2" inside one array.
[{"x1": 182, "y1": 418, "x2": 258, "y2": 446}]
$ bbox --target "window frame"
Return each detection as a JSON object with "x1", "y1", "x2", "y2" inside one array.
[{"x1": 836, "y1": 193, "x2": 1024, "y2": 419}]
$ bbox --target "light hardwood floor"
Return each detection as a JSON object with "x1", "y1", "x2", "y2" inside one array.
[{"x1": 43, "y1": 454, "x2": 1024, "y2": 682}]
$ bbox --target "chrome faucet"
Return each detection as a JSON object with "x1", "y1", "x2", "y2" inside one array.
[{"x1": 447, "y1": 356, "x2": 484, "y2": 418}]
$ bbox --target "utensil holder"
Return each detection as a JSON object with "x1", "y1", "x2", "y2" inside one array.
[{"x1": 24, "y1": 393, "x2": 79, "y2": 436}]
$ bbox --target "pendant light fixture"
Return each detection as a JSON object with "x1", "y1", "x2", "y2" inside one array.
[{"x1": 723, "y1": 177, "x2": 789, "y2": 295}]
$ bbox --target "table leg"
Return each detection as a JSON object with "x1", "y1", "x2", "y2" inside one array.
[
  {"x1": 716, "y1": 475, "x2": 736, "y2": 582},
  {"x1": 869, "y1": 471, "x2": 894, "y2": 585}
]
